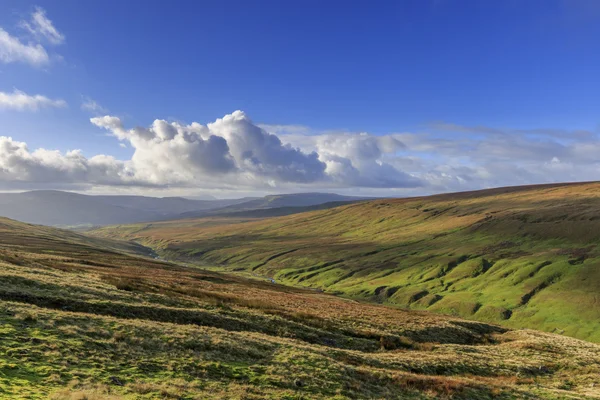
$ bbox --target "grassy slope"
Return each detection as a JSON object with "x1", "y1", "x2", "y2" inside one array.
[
  {"x1": 3, "y1": 217, "x2": 600, "y2": 398},
  {"x1": 91, "y1": 182, "x2": 600, "y2": 343}
]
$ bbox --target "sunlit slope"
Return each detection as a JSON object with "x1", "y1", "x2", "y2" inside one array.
[
  {"x1": 91, "y1": 182, "x2": 600, "y2": 342},
  {"x1": 7, "y1": 217, "x2": 600, "y2": 398}
]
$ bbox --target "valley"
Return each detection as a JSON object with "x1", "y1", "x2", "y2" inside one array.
[
  {"x1": 1, "y1": 3, "x2": 595, "y2": 398},
  {"x1": 1, "y1": 216, "x2": 600, "y2": 398},
  {"x1": 90, "y1": 182, "x2": 600, "y2": 343}
]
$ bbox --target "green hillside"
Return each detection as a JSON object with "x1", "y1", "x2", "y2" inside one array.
[
  {"x1": 4, "y1": 216, "x2": 600, "y2": 399},
  {"x1": 91, "y1": 182, "x2": 600, "y2": 343}
]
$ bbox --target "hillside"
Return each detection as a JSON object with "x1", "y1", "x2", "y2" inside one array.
[
  {"x1": 0, "y1": 216, "x2": 153, "y2": 257},
  {"x1": 2, "y1": 217, "x2": 600, "y2": 398},
  {"x1": 177, "y1": 200, "x2": 370, "y2": 221},
  {"x1": 90, "y1": 181, "x2": 600, "y2": 343},
  {"x1": 178, "y1": 193, "x2": 371, "y2": 219}
]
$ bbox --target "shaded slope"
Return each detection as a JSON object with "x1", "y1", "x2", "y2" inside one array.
[
  {"x1": 0, "y1": 216, "x2": 154, "y2": 258},
  {"x1": 91, "y1": 181, "x2": 600, "y2": 342}
]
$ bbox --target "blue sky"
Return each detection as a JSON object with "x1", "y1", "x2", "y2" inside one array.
[{"x1": 1, "y1": 0, "x2": 600, "y2": 197}]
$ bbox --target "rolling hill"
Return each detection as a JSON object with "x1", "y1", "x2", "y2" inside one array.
[
  {"x1": 0, "y1": 191, "x2": 243, "y2": 227},
  {"x1": 90, "y1": 181, "x2": 600, "y2": 343},
  {"x1": 92, "y1": 194, "x2": 250, "y2": 214},
  {"x1": 2, "y1": 216, "x2": 600, "y2": 398},
  {"x1": 0, "y1": 190, "x2": 364, "y2": 227},
  {"x1": 177, "y1": 193, "x2": 372, "y2": 219}
]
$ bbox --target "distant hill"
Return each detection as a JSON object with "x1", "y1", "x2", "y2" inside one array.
[
  {"x1": 206, "y1": 200, "x2": 369, "y2": 219},
  {"x1": 178, "y1": 192, "x2": 373, "y2": 219},
  {"x1": 0, "y1": 190, "x2": 367, "y2": 227},
  {"x1": 90, "y1": 181, "x2": 600, "y2": 343},
  {"x1": 183, "y1": 194, "x2": 218, "y2": 201},
  {"x1": 0, "y1": 191, "x2": 249, "y2": 226},
  {"x1": 215, "y1": 192, "x2": 373, "y2": 211},
  {"x1": 0, "y1": 191, "x2": 156, "y2": 227},
  {"x1": 93, "y1": 194, "x2": 251, "y2": 215}
]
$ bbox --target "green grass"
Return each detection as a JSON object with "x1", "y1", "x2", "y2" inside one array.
[
  {"x1": 90, "y1": 182, "x2": 600, "y2": 343},
  {"x1": 4, "y1": 214, "x2": 600, "y2": 398}
]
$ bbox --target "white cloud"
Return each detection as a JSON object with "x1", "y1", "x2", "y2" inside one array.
[
  {"x1": 90, "y1": 110, "x2": 329, "y2": 187},
  {"x1": 270, "y1": 121, "x2": 600, "y2": 194},
  {"x1": 3, "y1": 112, "x2": 598, "y2": 195},
  {"x1": 20, "y1": 7, "x2": 65, "y2": 45},
  {"x1": 81, "y1": 97, "x2": 108, "y2": 114},
  {"x1": 0, "y1": 7, "x2": 64, "y2": 67},
  {"x1": 0, "y1": 89, "x2": 67, "y2": 111},
  {"x1": 257, "y1": 123, "x2": 311, "y2": 136},
  {"x1": 0, "y1": 111, "x2": 422, "y2": 191},
  {"x1": 0, "y1": 136, "x2": 130, "y2": 186},
  {"x1": 272, "y1": 129, "x2": 420, "y2": 188},
  {"x1": 0, "y1": 28, "x2": 49, "y2": 66}
]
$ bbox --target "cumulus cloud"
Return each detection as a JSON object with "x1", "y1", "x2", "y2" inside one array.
[
  {"x1": 89, "y1": 111, "x2": 330, "y2": 187},
  {"x1": 207, "y1": 112, "x2": 327, "y2": 183},
  {"x1": 20, "y1": 7, "x2": 65, "y2": 45},
  {"x1": 90, "y1": 115, "x2": 237, "y2": 186},
  {"x1": 0, "y1": 136, "x2": 132, "y2": 187},
  {"x1": 269, "y1": 129, "x2": 421, "y2": 188},
  {"x1": 5, "y1": 112, "x2": 596, "y2": 195},
  {"x1": 0, "y1": 89, "x2": 67, "y2": 111},
  {"x1": 0, "y1": 111, "x2": 422, "y2": 191}
]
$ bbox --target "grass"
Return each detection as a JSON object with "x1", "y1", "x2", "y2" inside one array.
[
  {"x1": 2, "y1": 215, "x2": 600, "y2": 398},
  {"x1": 90, "y1": 181, "x2": 600, "y2": 343}
]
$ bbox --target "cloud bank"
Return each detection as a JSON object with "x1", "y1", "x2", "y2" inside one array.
[
  {"x1": 87, "y1": 110, "x2": 415, "y2": 189},
  {"x1": 272, "y1": 122, "x2": 600, "y2": 195},
  {"x1": 2, "y1": 110, "x2": 599, "y2": 195},
  {"x1": 0, "y1": 111, "x2": 422, "y2": 191}
]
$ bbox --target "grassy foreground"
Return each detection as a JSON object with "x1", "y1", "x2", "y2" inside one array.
[
  {"x1": 91, "y1": 182, "x2": 600, "y2": 343},
  {"x1": 2, "y1": 217, "x2": 600, "y2": 398}
]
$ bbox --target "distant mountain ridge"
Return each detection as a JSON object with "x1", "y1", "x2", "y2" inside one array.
[
  {"x1": 92, "y1": 194, "x2": 250, "y2": 215},
  {"x1": 179, "y1": 192, "x2": 373, "y2": 219},
  {"x1": 0, "y1": 190, "x2": 367, "y2": 226}
]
